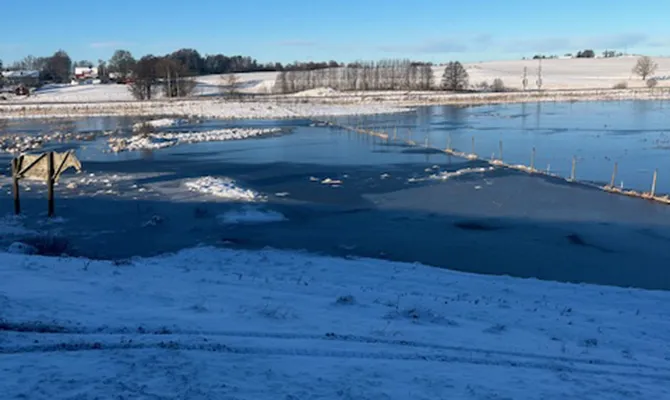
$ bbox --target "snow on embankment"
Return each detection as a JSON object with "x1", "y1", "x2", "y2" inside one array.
[
  {"x1": 0, "y1": 100, "x2": 413, "y2": 120},
  {"x1": 108, "y1": 128, "x2": 281, "y2": 152},
  {"x1": 185, "y1": 177, "x2": 261, "y2": 202},
  {"x1": 0, "y1": 247, "x2": 669, "y2": 398}
]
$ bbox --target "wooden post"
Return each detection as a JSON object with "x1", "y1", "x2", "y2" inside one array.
[
  {"x1": 11, "y1": 158, "x2": 20, "y2": 215},
  {"x1": 47, "y1": 152, "x2": 55, "y2": 218},
  {"x1": 530, "y1": 147, "x2": 536, "y2": 171},
  {"x1": 499, "y1": 140, "x2": 503, "y2": 162},
  {"x1": 570, "y1": 156, "x2": 576, "y2": 181},
  {"x1": 610, "y1": 162, "x2": 618, "y2": 188},
  {"x1": 471, "y1": 136, "x2": 475, "y2": 155},
  {"x1": 651, "y1": 169, "x2": 658, "y2": 197},
  {"x1": 425, "y1": 136, "x2": 429, "y2": 148},
  {"x1": 447, "y1": 133, "x2": 452, "y2": 152},
  {"x1": 393, "y1": 127, "x2": 397, "y2": 141}
]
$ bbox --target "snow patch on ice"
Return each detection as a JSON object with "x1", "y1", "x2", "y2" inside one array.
[
  {"x1": 132, "y1": 118, "x2": 186, "y2": 131},
  {"x1": 185, "y1": 177, "x2": 261, "y2": 202},
  {"x1": 409, "y1": 167, "x2": 495, "y2": 182},
  {"x1": 108, "y1": 128, "x2": 281, "y2": 152},
  {"x1": 218, "y1": 207, "x2": 287, "y2": 224}
]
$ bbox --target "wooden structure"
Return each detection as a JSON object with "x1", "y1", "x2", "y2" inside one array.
[{"x1": 11, "y1": 151, "x2": 82, "y2": 217}]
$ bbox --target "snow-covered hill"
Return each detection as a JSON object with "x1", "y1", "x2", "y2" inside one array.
[{"x1": 1, "y1": 246, "x2": 668, "y2": 399}]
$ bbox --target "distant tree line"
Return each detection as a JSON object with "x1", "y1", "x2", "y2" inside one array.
[{"x1": 273, "y1": 60, "x2": 434, "y2": 93}]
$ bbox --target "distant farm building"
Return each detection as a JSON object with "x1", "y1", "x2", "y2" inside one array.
[
  {"x1": 74, "y1": 67, "x2": 98, "y2": 81},
  {"x1": 3, "y1": 70, "x2": 40, "y2": 87}
]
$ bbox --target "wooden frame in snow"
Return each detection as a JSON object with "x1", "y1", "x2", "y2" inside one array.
[{"x1": 11, "y1": 151, "x2": 82, "y2": 217}]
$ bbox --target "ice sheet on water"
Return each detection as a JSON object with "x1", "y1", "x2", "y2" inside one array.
[
  {"x1": 217, "y1": 206, "x2": 287, "y2": 224},
  {"x1": 185, "y1": 177, "x2": 261, "y2": 202}
]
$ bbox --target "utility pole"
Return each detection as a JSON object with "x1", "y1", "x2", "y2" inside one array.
[{"x1": 522, "y1": 67, "x2": 528, "y2": 91}]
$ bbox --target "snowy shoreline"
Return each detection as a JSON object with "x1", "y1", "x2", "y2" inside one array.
[{"x1": 3, "y1": 88, "x2": 669, "y2": 120}]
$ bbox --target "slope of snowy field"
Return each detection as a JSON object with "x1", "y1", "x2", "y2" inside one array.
[
  {"x1": 196, "y1": 71, "x2": 278, "y2": 94},
  {"x1": 1, "y1": 246, "x2": 669, "y2": 399},
  {"x1": 29, "y1": 83, "x2": 137, "y2": 102},
  {"x1": 465, "y1": 56, "x2": 670, "y2": 90}
]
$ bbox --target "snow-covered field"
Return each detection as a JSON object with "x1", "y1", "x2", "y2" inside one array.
[
  {"x1": 0, "y1": 246, "x2": 668, "y2": 399},
  {"x1": 108, "y1": 128, "x2": 282, "y2": 152},
  {"x1": 3, "y1": 57, "x2": 669, "y2": 109}
]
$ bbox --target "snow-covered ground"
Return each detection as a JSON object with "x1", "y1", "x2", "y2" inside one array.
[
  {"x1": 0, "y1": 246, "x2": 668, "y2": 399},
  {"x1": 0, "y1": 99, "x2": 413, "y2": 120},
  {"x1": 108, "y1": 128, "x2": 282, "y2": 152},
  {"x1": 184, "y1": 177, "x2": 262, "y2": 202}
]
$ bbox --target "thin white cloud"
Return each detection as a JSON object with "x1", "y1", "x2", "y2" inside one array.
[
  {"x1": 89, "y1": 41, "x2": 133, "y2": 49},
  {"x1": 275, "y1": 40, "x2": 317, "y2": 47},
  {"x1": 380, "y1": 39, "x2": 468, "y2": 54}
]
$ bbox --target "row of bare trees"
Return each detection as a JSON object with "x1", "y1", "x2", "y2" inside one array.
[
  {"x1": 128, "y1": 56, "x2": 196, "y2": 100},
  {"x1": 273, "y1": 60, "x2": 434, "y2": 93}
]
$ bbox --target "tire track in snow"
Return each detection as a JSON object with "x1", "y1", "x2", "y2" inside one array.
[
  {"x1": 1, "y1": 335, "x2": 668, "y2": 381},
  {"x1": 1, "y1": 325, "x2": 668, "y2": 377}
]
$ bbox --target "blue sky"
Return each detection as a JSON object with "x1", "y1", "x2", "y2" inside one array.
[{"x1": 2, "y1": 0, "x2": 670, "y2": 65}]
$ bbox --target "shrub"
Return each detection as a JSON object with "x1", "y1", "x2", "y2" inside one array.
[
  {"x1": 646, "y1": 78, "x2": 659, "y2": 88},
  {"x1": 475, "y1": 81, "x2": 490, "y2": 91},
  {"x1": 612, "y1": 81, "x2": 628, "y2": 89},
  {"x1": 491, "y1": 78, "x2": 506, "y2": 92}
]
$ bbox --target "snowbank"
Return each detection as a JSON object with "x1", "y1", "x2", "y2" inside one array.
[
  {"x1": 218, "y1": 207, "x2": 286, "y2": 224},
  {"x1": 108, "y1": 128, "x2": 281, "y2": 152},
  {"x1": 0, "y1": 247, "x2": 668, "y2": 398},
  {"x1": 185, "y1": 177, "x2": 261, "y2": 202},
  {"x1": 291, "y1": 87, "x2": 340, "y2": 97}
]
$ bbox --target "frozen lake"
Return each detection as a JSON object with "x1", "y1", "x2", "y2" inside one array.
[
  {"x1": 335, "y1": 101, "x2": 670, "y2": 195},
  {"x1": 2, "y1": 101, "x2": 670, "y2": 290}
]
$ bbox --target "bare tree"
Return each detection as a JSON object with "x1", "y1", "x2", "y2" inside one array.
[
  {"x1": 273, "y1": 71, "x2": 289, "y2": 93},
  {"x1": 633, "y1": 56, "x2": 658, "y2": 81},
  {"x1": 221, "y1": 73, "x2": 239, "y2": 96},
  {"x1": 109, "y1": 50, "x2": 136, "y2": 81},
  {"x1": 128, "y1": 56, "x2": 159, "y2": 100},
  {"x1": 441, "y1": 61, "x2": 469, "y2": 91},
  {"x1": 156, "y1": 58, "x2": 196, "y2": 98}
]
